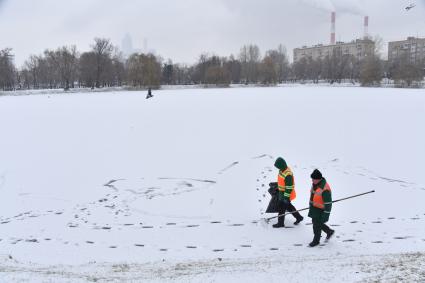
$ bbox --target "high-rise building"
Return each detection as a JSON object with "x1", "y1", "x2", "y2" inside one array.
[
  {"x1": 294, "y1": 39, "x2": 375, "y2": 62},
  {"x1": 293, "y1": 13, "x2": 374, "y2": 62},
  {"x1": 122, "y1": 33, "x2": 134, "y2": 57},
  {"x1": 388, "y1": 37, "x2": 425, "y2": 64}
]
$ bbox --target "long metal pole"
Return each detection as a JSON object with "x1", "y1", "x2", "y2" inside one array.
[{"x1": 264, "y1": 190, "x2": 375, "y2": 222}]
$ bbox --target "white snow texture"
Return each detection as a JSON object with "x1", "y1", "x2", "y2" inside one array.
[{"x1": 0, "y1": 86, "x2": 424, "y2": 282}]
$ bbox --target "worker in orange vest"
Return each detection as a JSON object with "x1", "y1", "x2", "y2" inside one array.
[
  {"x1": 308, "y1": 169, "x2": 335, "y2": 247},
  {"x1": 272, "y1": 157, "x2": 304, "y2": 228}
]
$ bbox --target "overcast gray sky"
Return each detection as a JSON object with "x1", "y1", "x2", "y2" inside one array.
[{"x1": 0, "y1": 0, "x2": 424, "y2": 67}]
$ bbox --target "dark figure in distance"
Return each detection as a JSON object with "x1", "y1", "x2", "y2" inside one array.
[{"x1": 146, "y1": 88, "x2": 153, "y2": 99}]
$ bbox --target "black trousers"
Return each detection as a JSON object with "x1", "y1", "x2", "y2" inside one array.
[
  {"x1": 312, "y1": 217, "x2": 331, "y2": 239},
  {"x1": 277, "y1": 201, "x2": 302, "y2": 225}
]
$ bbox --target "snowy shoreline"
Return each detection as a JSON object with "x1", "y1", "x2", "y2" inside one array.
[
  {"x1": 1, "y1": 81, "x2": 424, "y2": 98},
  {"x1": 1, "y1": 252, "x2": 424, "y2": 282}
]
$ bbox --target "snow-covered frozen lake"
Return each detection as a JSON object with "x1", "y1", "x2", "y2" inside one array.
[{"x1": 0, "y1": 86, "x2": 424, "y2": 282}]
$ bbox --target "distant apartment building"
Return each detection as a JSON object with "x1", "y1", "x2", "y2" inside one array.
[
  {"x1": 388, "y1": 37, "x2": 425, "y2": 64},
  {"x1": 293, "y1": 39, "x2": 375, "y2": 63}
]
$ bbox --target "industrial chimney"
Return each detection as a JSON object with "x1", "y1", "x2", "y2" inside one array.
[
  {"x1": 331, "y1": 12, "x2": 336, "y2": 45},
  {"x1": 363, "y1": 16, "x2": 369, "y2": 39}
]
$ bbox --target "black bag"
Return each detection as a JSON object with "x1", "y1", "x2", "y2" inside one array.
[{"x1": 266, "y1": 182, "x2": 279, "y2": 213}]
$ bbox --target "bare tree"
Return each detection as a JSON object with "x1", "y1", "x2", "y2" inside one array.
[
  {"x1": 265, "y1": 45, "x2": 290, "y2": 83},
  {"x1": 49, "y1": 46, "x2": 78, "y2": 90},
  {"x1": 0, "y1": 48, "x2": 16, "y2": 90},
  {"x1": 260, "y1": 55, "x2": 277, "y2": 84},
  {"x1": 91, "y1": 38, "x2": 114, "y2": 88},
  {"x1": 126, "y1": 53, "x2": 161, "y2": 88},
  {"x1": 23, "y1": 55, "x2": 41, "y2": 89},
  {"x1": 239, "y1": 44, "x2": 261, "y2": 84},
  {"x1": 390, "y1": 54, "x2": 423, "y2": 87},
  {"x1": 359, "y1": 55, "x2": 383, "y2": 86},
  {"x1": 79, "y1": 52, "x2": 97, "y2": 88},
  {"x1": 223, "y1": 55, "x2": 241, "y2": 84}
]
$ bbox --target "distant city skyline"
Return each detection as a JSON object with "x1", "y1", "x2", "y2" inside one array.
[{"x1": 0, "y1": 0, "x2": 424, "y2": 67}]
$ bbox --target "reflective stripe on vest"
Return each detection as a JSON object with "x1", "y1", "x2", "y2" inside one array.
[
  {"x1": 310, "y1": 182, "x2": 331, "y2": 209},
  {"x1": 277, "y1": 167, "x2": 296, "y2": 201}
]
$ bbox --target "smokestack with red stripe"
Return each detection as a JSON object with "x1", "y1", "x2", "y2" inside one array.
[
  {"x1": 364, "y1": 16, "x2": 369, "y2": 39},
  {"x1": 331, "y1": 12, "x2": 336, "y2": 45}
]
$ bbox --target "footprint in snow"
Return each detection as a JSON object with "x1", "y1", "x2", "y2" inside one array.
[
  {"x1": 134, "y1": 244, "x2": 144, "y2": 247},
  {"x1": 394, "y1": 236, "x2": 410, "y2": 240},
  {"x1": 293, "y1": 244, "x2": 303, "y2": 247},
  {"x1": 166, "y1": 223, "x2": 177, "y2": 226},
  {"x1": 186, "y1": 246, "x2": 197, "y2": 249},
  {"x1": 160, "y1": 249, "x2": 168, "y2": 251},
  {"x1": 86, "y1": 241, "x2": 95, "y2": 244},
  {"x1": 343, "y1": 239, "x2": 356, "y2": 242},
  {"x1": 410, "y1": 217, "x2": 420, "y2": 220},
  {"x1": 372, "y1": 241, "x2": 383, "y2": 244},
  {"x1": 269, "y1": 248, "x2": 279, "y2": 251},
  {"x1": 372, "y1": 221, "x2": 382, "y2": 224},
  {"x1": 210, "y1": 221, "x2": 221, "y2": 224},
  {"x1": 142, "y1": 226, "x2": 154, "y2": 229},
  {"x1": 240, "y1": 245, "x2": 251, "y2": 248},
  {"x1": 350, "y1": 221, "x2": 358, "y2": 224},
  {"x1": 213, "y1": 249, "x2": 224, "y2": 252},
  {"x1": 109, "y1": 246, "x2": 117, "y2": 249},
  {"x1": 230, "y1": 224, "x2": 244, "y2": 227},
  {"x1": 186, "y1": 225, "x2": 200, "y2": 228},
  {"x1": 387, "y1": 217, "x2": 396, "y2": 220}
]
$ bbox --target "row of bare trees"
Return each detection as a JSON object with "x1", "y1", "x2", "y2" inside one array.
[
  {"x1": 1, "y1": 40, "x2": 424, "y2": 91},
  {"x1": 18, "y1": 38, "x2": 127, "y2": 90},
  {"x1": 291, "y1": 50, "x2": 424, "y2": 87},
  {"x1": 188, "y1": 44, "x2": 290, "y2": 85}
]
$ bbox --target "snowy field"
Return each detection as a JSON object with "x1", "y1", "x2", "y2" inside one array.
[{"x1": 0, "y1": 86, "x2": 424, "y2": 282}]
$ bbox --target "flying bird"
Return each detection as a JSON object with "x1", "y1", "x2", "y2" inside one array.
[{"x1": 405, "y1": 3, "x2": 416, "y2": 11}]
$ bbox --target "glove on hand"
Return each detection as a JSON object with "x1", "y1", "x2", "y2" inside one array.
[
  {"x1": 269, "y1": 182, "x2": 278, "y2": 189},
  {"x1": 281, "y1": 198, "x2": 290, "y2": 206}
]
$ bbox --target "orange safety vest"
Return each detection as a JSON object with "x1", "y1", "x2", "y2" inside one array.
[
  {"x1": 277, "y1": 167, "x2": 296, "y2": 201},
  {"x1": 310, "y1": 182, "x2": 331, "y2": 209}
]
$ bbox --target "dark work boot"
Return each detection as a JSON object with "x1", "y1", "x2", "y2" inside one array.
[
  {"x1": 294, "y1": 216, "x2": 304, "y2": 225},
  {"x1": 272, "y1": 216, "x2": 285, "y2": 228},
  {"x1": 309, "y1": 236, "x2": 320, "y2": 247},
  {"x1": 325, "y1": 229, "x2": 335, "y2": 241},
  {"x1": 272, "y1": 222, "x2": 285, "y2": 228}
]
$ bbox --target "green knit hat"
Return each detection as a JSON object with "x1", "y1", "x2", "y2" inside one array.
[{"x1": 274, "y1": 157, "x2": 287, "y2": 170}]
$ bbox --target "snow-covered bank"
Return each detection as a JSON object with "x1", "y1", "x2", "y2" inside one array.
[
  {"x1": 1, "y1": 252, "x2": 424, "y2": 282},
  {"x1": 1, "y1": 80, "x2": 424, "y2": 97},
  {"x1": 0, "y1": 86, "x2": 424, "y2": 282}
]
